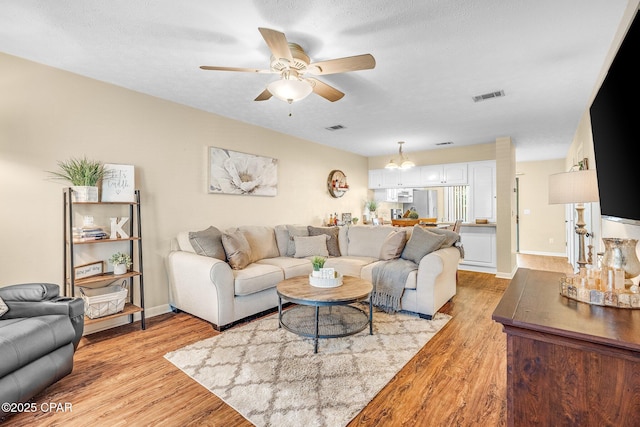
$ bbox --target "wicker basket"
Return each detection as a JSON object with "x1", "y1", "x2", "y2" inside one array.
[{"x1": 79, "y1": 284, "x2": 128, "y2": 319}]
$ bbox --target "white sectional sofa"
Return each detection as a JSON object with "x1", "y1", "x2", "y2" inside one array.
[{"x1": 166, "y1": 224, "x2": 461, "y2": 330}]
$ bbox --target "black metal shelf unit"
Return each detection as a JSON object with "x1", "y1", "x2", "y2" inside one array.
[{"x1": 62, "y1": 188, "x2": 145, "y2": 330}]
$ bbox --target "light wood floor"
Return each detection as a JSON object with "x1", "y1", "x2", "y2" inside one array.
[{"x1": 5, "y1": 255, "x2": 567, "y2": 426}]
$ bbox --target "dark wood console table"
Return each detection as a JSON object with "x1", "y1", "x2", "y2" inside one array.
[{"x1": 492, "y1": 268, "x2": 640, "y2": 426}]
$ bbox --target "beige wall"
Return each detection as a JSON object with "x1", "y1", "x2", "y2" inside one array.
[
  {"x1": 0, "y1": 53, "x2": 368, "y2": 313},
  {"x1": 516, "y1": 160, "x2": 567, "y2": 255}
]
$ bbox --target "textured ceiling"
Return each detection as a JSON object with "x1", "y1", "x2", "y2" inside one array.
[{"x1": 0, "y1": 0, "x2": 630, "y2": 162}]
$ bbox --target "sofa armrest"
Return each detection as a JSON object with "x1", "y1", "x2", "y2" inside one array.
[
  {"x1": 166, "y1": 250, "x2": 235, "y2": 327},
  {"x1": 0, "y1": 285, "x2": 85, "y2": 349},
  {"x1": 414, "y1": 246, "x2": 460, "y2": 316}
]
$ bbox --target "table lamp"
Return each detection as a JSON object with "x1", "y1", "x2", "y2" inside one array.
[{"x1": 548, "y1": 168, "x2": 599, "y2": 272}]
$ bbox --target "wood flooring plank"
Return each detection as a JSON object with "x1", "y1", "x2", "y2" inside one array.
[{"x1": 3, "y1": 267, "x2": 522, "y2": 426}]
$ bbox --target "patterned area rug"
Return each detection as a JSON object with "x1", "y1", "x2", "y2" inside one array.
[{"x1": 165, "y1": 307, "x2": 451, "y2": 427}]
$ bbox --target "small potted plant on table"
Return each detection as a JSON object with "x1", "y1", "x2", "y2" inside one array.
[
  {"x1": 109, "y1": 252, "x2": 132, "y2": 275},
  {"x1": 311, "y1": 256, "x2": 326, "y2": 277}
]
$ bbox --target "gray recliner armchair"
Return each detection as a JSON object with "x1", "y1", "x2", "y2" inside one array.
[{"x1": 0, "y1": 283, "x2": 84, "y2": 419}]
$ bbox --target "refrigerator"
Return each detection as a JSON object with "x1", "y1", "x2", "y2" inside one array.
[{"x1": 403, "y1": 189, "x2": 438, "y2": 218}]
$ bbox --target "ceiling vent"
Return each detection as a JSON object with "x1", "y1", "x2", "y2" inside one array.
[
  {"x1": 435, "y1": 141, "x2": 453, "y2": 146},
  {"x1": 325, "y1": 124, "x2": 346, "y2": 131},
  {"x1": 472, "y1": 90, "x2": 505, "y2": 102}
]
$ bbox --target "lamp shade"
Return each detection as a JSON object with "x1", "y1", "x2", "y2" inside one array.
[
  {"x1": 385, "y1": 159, "x2": 398, "y2": 169},
  {"x1": 267, "y1": 78, "x2": 313, "y2": 103},
  {"x1": 548, "y1": 169, "x2": 599, "y2": 204},
  {"x1": 400, "y1": 159, "x2": 415, "y2": 169}
]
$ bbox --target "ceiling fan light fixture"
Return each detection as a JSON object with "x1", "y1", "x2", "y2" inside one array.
[{"x1": 267, "y1": 77, "x2": 313, "y2": 104}]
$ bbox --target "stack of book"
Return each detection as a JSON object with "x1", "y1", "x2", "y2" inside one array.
[{"x1": 73, "y1": 226, "x2": 108, "y2": 242}]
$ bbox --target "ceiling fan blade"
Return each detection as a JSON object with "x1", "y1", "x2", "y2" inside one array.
[
  {"x1": 200, "y1": 65, "x2": 272, "y2": 73},
  {"x1": 258, "y1": 27, "x2": 294, "y2": 64},
  {"x1": 254, "y1": 88, "x2": 272, "y2": 101},
  {"x1": 308, "y1": 54, "x2": 376, "y2": 75},
  {"x1": 307, "y1": 78, "x2": 345, "y2": 102}
]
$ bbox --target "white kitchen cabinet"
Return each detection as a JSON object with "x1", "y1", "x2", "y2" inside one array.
[
  {"x1": 369, "y1": 168, "x2": 422, "y2": 189},
  {"x1": 468, "y1": 160, "x2": 496, "y2": 222},
  {"x1": 382, "y1": 169, "x2": 399, "y2": 187},
  {"x1": 368, "y1": 169, "x2": 384, "y2": 189},
  {"x1": 420, "y1": 163, "x2": 468, "y2": 186},
  {"x1": 397, "y1": 167, "x2": 421, "y2": 187},
  {"x1": 458, "y1": 225, "x2": 497, "y2": 273}
]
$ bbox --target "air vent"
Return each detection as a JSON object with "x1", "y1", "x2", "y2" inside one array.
[
  {"x1": 325, "y1": 124, "x2": 346, "y2": 131},
  {"x1": 472, "y1": 90, "x2": 505, "y2": 102},
  {"x1": 435, "y1": 141, "x2": 453, "y2": 146}
]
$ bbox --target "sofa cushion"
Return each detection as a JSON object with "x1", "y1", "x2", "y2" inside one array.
[
  {"x1": 293, "y1": 235, "x2": 329, "y2": 258},
  {"x1": 188, "y1": 226, "x2": 226, "y2": 261},
  {"x1": 221, "y1": 229, "x2": 252, "y2": 270},
  {"x1": 237, "y1": 226, "x2": 280, "y2": 262},
  {"x1": 428, "y1": 227, "x2": 460, "y2": 249},
  {"x1": 379, "y1": 230, "x2": 407, "y2": 260},
  {"x1": 274, "y1": 225, "x2": 290, "y2": 256},
  {"x1": 0, "y1": 315, "x2": 75, "y2": 378},
  {"x1": 307, "y1": 226, "x2": 341, "y2": 257},
  {"x1": 233, "y1": 263, "x2": 284, "y2": 296},
  {"x1": 257, "y1": 257, "x2": 313, "y2": 279},
  {"x1": 286, "y1": 225, "x2": 309, "y2": 257},
  {"x1": 346, "y1": 226, "x2": 398, "y2": 258},
  {"x1": 401, "y1": 225, "x2": 446, "y2": 264}
]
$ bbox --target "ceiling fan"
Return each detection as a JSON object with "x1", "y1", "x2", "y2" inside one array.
[{"x1": 200, "y1": 27, "x2": 376, "y2": 104}]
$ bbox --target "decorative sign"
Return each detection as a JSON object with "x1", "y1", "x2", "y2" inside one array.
[
  {"x1": 102, "y1": 164, "x2": 135, "y2": 202},
  {"x1": 110, "y1": 217, "x2": 130, "y2": 239},
  {"x1": 319, "y1": 267, "x2": 336, "y2": 279},
  {"x1": 74, "y1": 261, "x2": 104, "y2": 280}
]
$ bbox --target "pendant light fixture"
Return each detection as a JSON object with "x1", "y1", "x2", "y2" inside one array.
[{"x1": 385, "y1": 141, "x2": 415, "y2": 170}]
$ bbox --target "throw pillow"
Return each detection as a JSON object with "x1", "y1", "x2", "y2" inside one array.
[
  {"x1": 188, "y1": 226, "x2": 226, "y2": 261},
  {"x1": 0, "y1": 296, "x2": 8, "y2": 317},
  {"x1": 307, "y1": 226, "x2": 341, "y2": 257},
  {"x1": 286, "y1": 225, "x2": 309, "y2": 257},
  {"x1": 401, "y1": 225, "x2": 447, "y2": 264},
  {"x1": 379, "y1": 230, "x2": 408, "y2": 260},
  {"x1": 221, "y1": 229, "x2": 252, "y2": 270},
  {"x1": 428, "y1": 228, "x2": 460, "y2": 249},
  {"x1": 293, "y1": 235, "x2": 329, "y2": 258}
]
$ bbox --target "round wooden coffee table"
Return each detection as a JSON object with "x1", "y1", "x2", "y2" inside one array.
[{"x1": 277, "y1": 275, "x2": 373, "y2": 353}]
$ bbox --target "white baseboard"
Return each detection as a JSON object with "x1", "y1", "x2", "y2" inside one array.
[
  {"x1": 518, "y1": 250, "x2": 567, "y2": 257},
  {"x1": 83, "y1": 304, "x2": 173, "y2": 335},
  {"x1": 458, "y1": 264, "x2": 497, "y2": 274}
]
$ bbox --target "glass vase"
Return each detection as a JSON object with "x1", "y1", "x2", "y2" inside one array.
[{"x1": 601, "y1": 238, "x2": 640, "y2": 288}]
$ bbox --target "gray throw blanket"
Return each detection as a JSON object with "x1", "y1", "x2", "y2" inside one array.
[{"x1": 371, "y1": 259, "x2": 418, "y2": 313}]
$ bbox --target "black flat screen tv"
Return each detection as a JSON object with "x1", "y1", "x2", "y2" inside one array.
[{"x1": 590, "y1": 13, "x2": 639, "y2": 226}]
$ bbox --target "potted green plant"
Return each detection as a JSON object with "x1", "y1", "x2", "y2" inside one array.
[
  {"x1": 365, "y1": 200, "x2": 378, "y2": 220},
  {"x1": 352, "y1": 217, "x2": 359, "y2": 225},
  {"x1": 48, "y1": 157, "x2": 107, "y2": 202},
  {"x1": 109, "y1": 252, "x2": 132, "y2": 275},
  {"x1": 311, "y1": 256, "x2": 326, "y2": 277}
]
